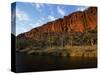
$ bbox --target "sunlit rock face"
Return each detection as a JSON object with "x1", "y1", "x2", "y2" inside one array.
[{"x1": 17, "y1": 7, "x2": 97, "y2": 39}]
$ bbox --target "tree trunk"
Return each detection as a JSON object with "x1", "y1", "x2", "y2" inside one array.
[{"x1": 91, "y1": 39, "x2": 94, "y2": 46}]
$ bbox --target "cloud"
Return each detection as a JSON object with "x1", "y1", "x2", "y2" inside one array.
[
  {"x1": 48, "y1": 15, "x2": 56, "y2": 21},
  {"x1": 41, "y1": 17, "x2": 45, "y2": 21},
  {"x1": 30, "y1": 19, "x2": 44, "y2": 28},
  {"x1": 57, "y1": 6, "x2": 66, "y2": 16},
  {"x1": 16, "y1": 8, "x2": 30, "y2": 21},
  {"x1": 16, "y1": 8, "x2": 32, "y2": 35},
  {"x1": 35, "y1": 3, "x2": 41, "y2": 8},
  {"x1": 16, "y1": 22, "x2": 35, "y2": 35},
  {"x1": 36, "y1": 3, "x2": 44, "y2": 8},
  {"x1": 31, "y1": 3, "x2": 45, "y2": 12},
  {"x1": 76, "y1": 7, "x2": 88, "y2": 11}
]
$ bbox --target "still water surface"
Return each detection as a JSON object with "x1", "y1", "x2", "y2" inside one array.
[{"x1": 16, "y1": 52, "x2": 97, "y2": 72}]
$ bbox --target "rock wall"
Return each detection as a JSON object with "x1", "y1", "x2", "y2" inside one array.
[{"x1": 17, "y1": 7, "x2": 97, "y2": 39}]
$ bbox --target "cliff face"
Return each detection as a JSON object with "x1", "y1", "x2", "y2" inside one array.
[{"x1": 17, "y1": 7, "x2": 97, "y2": 39}]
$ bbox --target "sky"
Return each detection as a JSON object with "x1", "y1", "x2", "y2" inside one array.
[{"x1": 11, "y1": 2, "x2": 89, "y2": 36}]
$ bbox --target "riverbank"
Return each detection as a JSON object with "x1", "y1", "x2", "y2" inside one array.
[{"x1": 18, "y1": 45, "x2": 97, "y2": 58}]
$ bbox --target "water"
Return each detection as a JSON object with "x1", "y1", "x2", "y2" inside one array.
[{"x1": 16, "y1": 52, "x2": 97, "y2": 73}]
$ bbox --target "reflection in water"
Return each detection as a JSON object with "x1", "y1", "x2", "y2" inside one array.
[{"x1": 16, "y1": 52, "x2": 97, "y2": 72}]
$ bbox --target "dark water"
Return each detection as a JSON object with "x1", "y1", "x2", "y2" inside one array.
[{"x1": 16, "y1": 52, "x2": 97, "y2": 73}]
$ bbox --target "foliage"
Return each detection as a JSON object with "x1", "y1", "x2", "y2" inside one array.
[{"x1": 16, "y1": 29, "x2": 97, "y2": 50}]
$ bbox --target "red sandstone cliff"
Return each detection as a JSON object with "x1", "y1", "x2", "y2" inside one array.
[{"x1": 17, "y1": 7, "x2": 97, "y2": 39}]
